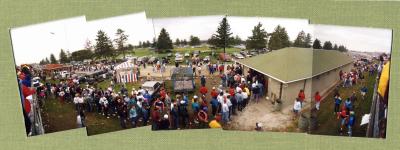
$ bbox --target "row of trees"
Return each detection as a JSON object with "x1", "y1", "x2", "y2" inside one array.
[
  {"x1": 40, "y1": 28, "x2": 131, "y2": 64},
  {"x1": 206, "y1": 17, "x2": 348, "y2": 52},
  {"x1": 313, "y1": 39, "x2": 348, "y2": 52},
  {"x1": 39, "y1": 17, "x2": 349, "y2": 65},
  {"x1": 39, "y1": 49, "x2": 70, "y2": 65}
]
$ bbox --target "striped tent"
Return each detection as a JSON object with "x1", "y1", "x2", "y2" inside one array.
[{"x1": 115, "y1": 61, "x2": 138, "y2": 83}]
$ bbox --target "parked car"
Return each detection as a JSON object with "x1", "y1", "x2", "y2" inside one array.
[
  {"x1": 175, "y1": 54, "x2": 184, "y2": 63},
  {"x1": 250, "y1": 50, "x2": 258, "y2": 56},
  {"x1": 240, "y1": 50, "x2": 252, "y2": 57},
  {"x1": 193, "y1": 50, "x2": 200, "y2": 57},
  {"x1": 148, "y1": 56, "x2": 159, "y2": 64},
  {"x1": 218, "y1": 53, "x2": 232, "y2": 62},
  {"x1": 138, "y1": 56, "x2": 149, "y2": 63},
  {"x1": 167, "y1": 53, "x2": 173, "y2": 57},
  {"x1": 233, "y1": 53, "x2": 245, "y2": 59},
  {"x1": 184, "y1": 52, "x2": 190, "y2": 57}
]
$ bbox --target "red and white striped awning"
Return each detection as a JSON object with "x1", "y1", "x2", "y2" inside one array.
[{"x1": 115, "y1": 61, "x2": 135, "y2": 70}]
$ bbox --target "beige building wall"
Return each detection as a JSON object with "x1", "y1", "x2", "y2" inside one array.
[{"x1": 311, "y1": 63, "x2": 353, "y2": 99}]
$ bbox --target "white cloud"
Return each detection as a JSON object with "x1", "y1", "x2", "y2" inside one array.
[
  {"x1": 228, "y1": 16, "x2": 311, "y2": 41},
  {"x1": 313, "y1": 24, "x2": 392, "y2": 53},
  {"x1": 85, "y1": 11, "x2": 154, "y2": 47},
  {"x1": 10, "y1": 16, "x2": 87, "y2": 65}
]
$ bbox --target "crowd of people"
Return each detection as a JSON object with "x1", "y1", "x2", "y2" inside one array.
[
  {"x1": 150, "y1": 61, "x2": 268, "y2": 130},
  {"x1": 314, "y1": 54, "x2": 388, "y2": 137}
]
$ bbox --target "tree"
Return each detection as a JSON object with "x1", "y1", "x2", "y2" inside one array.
[
  {"x1": 338, "y1": 45, "x2": 348, "y2": 52},
  {"x1": 156, "y1": 28, "x2": 173, "y2": 51},
  {"x1": 50, "y1": 53, "x2": 57, "y2": 64},
  {"x1": 246, "y1": 22, "x2": 268, "y2": 49},
  {"x1": 189, "y1": 35, "x2": 201, "y2": 46},
  {"x1": 114, "y1": 29, "x2": 129, "y2": 59},
  {"x1": 304, "y1": 33, "x2": 312, "y2": 48},
  {"x1": 175, "y1": 38, "x2": 181, "y2": 46},
  {"x1": 210, "y1": 17, "x2": 233, "y2": 52},
  {"x1": 333, "y1": 44, "x2": 338, "y2": 50},
  {"x1": 45, "y1": 57, "x2": 50, "y2": 64},
  {"x1": 39, "y1": 59, "x2": 46, "y2": 65},
  {"x1": 138, "y1": 41, "x2": 142, "y2": 48},
  {"x1": 94, "y1": 30, "x2": 114, "y2": 59},
  {"x1": 293, "y1": 30, "x2": 306, "y2": 48},
  {"x1": 182, "y1": 39, "x2": 188, "y2": 45},
  {"x1": 71, "y1": 49, "x2": 94, "y2": 61},
  {"x1": 268, "y1": 25, "x2": 290, "y2": 50},
  {"x1": 322, "y1": 41, "x2": 333, "y2": 50},
  {"x1": 233, "y1": 35, "x2": 243, "y2": 45},
  {"x1": 313, "y1": 39, "x2": 322, "y2": 49},
  {"x1": 59, "y1": 49, "x2": 68, "y2": 64},
  {"x1": 152, "y1": 38, "x2": 157, "y2": 48}
]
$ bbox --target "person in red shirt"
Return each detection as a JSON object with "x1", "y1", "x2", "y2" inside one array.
[
  {"x1": 314, "y1": 92, "x2": 322, "y2": 110},
  {"x1": 298, "y1": 89, "x2": 305, "y2": 106},
  {"x1": 199, "y1": 85, "x2": 208, "y2": 96},
  {"x1": 219, "y1": 64, "x2": 224, "y2": 74},
  {"x1": 210, "y1": 87, "x2": 218, "y2": 99},
  {"x1": 159, "y1": 88, "x2": 166, "y2": 101},
  {"x1": 151, "y1": 107, "x2": 161, "y2": 130},
  {"x1": 229, "y1": 87, "x2": 235, "y2": 97}
]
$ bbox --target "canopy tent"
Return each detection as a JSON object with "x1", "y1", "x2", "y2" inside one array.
[{"x1": 115, "y1": 61, "x2": 138, "y2": 83}]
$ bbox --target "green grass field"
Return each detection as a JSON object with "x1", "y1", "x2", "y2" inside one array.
[{"x1": 310, "y1": 71, "x2": 377, "y2": 137}]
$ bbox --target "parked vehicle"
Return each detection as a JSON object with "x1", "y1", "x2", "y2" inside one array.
[
  {"x1": 193, "y1": 50, "x2": 200, "y2": 57},
  {"x1": 233, "y1": 53, "x2": 245, "y2": 59},
  {"x1": 167, "y1": 53, "x2": 173, "y2": 57},
  {"x1": 138, "y1": 56, "x2": 149, "y2": 63},
  {"x1": 184, "y1": 52, "x2": 190, "y2": 57},
  {"x1": 175, "y1": 54, "x2": 184, "y2": 63},
  {"x1": 148, "y1": 56, "x2": 159, "y2": 64}
]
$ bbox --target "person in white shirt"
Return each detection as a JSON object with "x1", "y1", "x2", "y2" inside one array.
[
  {"x1": 221, "y1": 98, "x2": 230, "y2": 124},
  {"x1": 99, "y1": 96, "x2": 109, "y2": 118},
  {"x1": 293, "y1": 98, "x2": 302, "y2": 117}
]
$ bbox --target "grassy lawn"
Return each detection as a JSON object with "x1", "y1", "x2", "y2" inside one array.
[
  {"x1": 40, "y1": 96, "x2": 80, "y2": 133},
  {"x1": 310, "y1": 71, "x2": 377, "y2": 137}
]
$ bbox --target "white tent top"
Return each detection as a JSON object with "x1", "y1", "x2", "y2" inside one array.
[{"x1": 115, "y1": 61, "x2": 135, "y2": 70}]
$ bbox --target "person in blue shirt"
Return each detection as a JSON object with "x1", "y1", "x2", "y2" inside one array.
[
  {"x1": 129, "y1": 105, "x2": 138, "y2": 128},
  {"x1": 210, "y1": 97, "x2": 219, "y2": 117},
  {"x1": 360, "y1": 86, "x2": 368, "y2": 100},
  {"x1": 344, "y1": 98, "x2": 353, "y2": 112},
  {"x1": 347, "y1": 111, "x2": 356, "y2": 136},
  {"x1": 334, "y1": 94, "x2": 342, "y2": 113}
]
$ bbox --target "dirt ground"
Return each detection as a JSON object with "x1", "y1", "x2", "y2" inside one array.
[{"x1": 224, "y1": 99, "x2": 298, "y2": 132}]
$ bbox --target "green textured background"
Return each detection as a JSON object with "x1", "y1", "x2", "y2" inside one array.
[{"x1": 0, "y1": 0, "x2": 398, "y2": 149}]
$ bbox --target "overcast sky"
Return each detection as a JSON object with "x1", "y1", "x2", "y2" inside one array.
[
  {"x1": 313, "y1": 24, "x2": 392, "y2": 53},
  {"x1": 11, "y1": 16, "x2": 87, "y2": 65},
  {"x1": 85, "y1": 11, "x2": 154, "y2": 47},
  {"x1": 152, "y1": 15, "x2": 225, "y2": 41},
  {"x1": 11, "y1": 12, "x2": 154, "y2": 65},
  {"x1": 228, "y1": 16, "x2": 311, "y2": 41}
]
